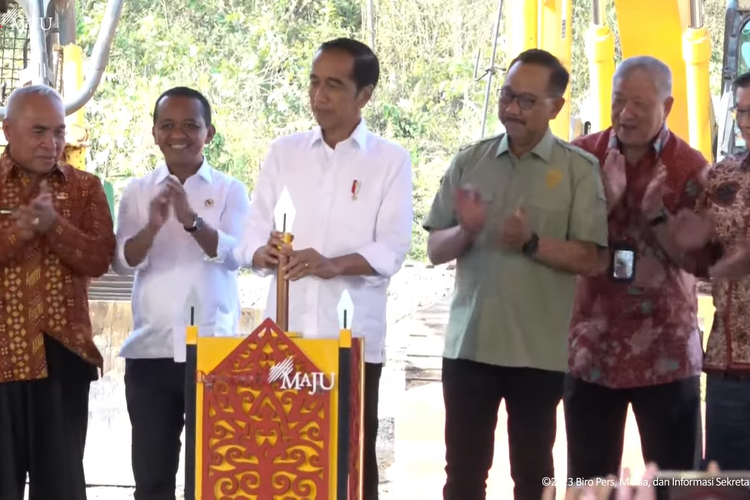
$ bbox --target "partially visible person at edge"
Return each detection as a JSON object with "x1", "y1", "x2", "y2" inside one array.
[
  {"x1": 112, "y1": 87, "x2": 249, "y2": 500},
  {"x1": 0, "y1": 85, "x2": 116, "y2": 500},
  {"x1": 564, "y1": 55, "x2": 713, "y2": 482},
  {"x1": 422, "y1": 48, "x2": 609, "y2": 500},
  {"x1": 661, "y1": 70, "x2": 750, "y2": 471},
  {"x1": 234, "y1": 38, "x2": 412, "y2": 500}
]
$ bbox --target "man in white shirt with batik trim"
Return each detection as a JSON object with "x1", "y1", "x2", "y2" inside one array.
[
  {"x1": 236, "y1": 38, "x2": 413, "y2": 500},
  {"x1": 112, "y1": 87, "x2": 250, "y2": 500}
]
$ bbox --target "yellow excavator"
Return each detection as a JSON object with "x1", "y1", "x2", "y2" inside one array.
[{"x1": 504, "y1": 0, "x2": 750, "y2": 336}]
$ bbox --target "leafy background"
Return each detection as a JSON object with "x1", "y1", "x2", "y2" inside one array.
[{"x1": 76, "y1": 0, "x2": 728, "y2": 261}]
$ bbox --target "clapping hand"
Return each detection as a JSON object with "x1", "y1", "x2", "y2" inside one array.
[
  {"x1": 14, "y1": 180, "x2": 57, "y2": 238},
  {"x1": 500, "y1": 206, "x2": 532, "y2": 251},
  {"x1": 602, "y1": 149, "x2": 627, "y2": 210},
  {"x1": 164, "y1": 176, "x2": 196, "y2": 228},
  {"x1": 454, "y1": 185, "x2": 487, "y2": 235},
  {"x1": 642, "y1": 164, "x2": 667, "y2": 218},
  {"x1": 668, "y1": 208, "x2": 713, "y2": 253}
]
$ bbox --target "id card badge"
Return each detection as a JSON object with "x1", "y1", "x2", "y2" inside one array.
[{"x1": 610, "y1": 242, "x2": 637, "y2": 283}]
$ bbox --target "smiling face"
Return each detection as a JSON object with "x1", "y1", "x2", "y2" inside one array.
[
  {"x1": 611, "y1": 68, "x2": 673, "y2": 148},
  {"x1": 2, "y1": 92, "x2": 66, "y2": 174},
  {"x1": 152, "y1": 95, "x2": 215, "y2": 167}
]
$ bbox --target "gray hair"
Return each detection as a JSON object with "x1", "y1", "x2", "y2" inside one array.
[
  {"x1": 5, "y1": 85, "x2": 63, "y2": 119},
  {"x1": 613, "y1": 56, "x2": 673, "y2": 99}
]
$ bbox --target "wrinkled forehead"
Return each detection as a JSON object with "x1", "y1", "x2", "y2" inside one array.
[
  {"x1": 613, "y1": 69, "x2": 663, "y2": 101},
  {"x1": 311, "y1": 49, "x2": 355, "y2": 84},
  {"x1": 503, "y1": 62, "x2": 552, "y2": 97}
]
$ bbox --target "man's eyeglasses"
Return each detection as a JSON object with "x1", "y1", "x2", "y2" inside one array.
[
  {"x1": 731, "y1": 105, "x2": 750, "y2": 120},
  {"x1": 499, "y1": 89, "x2": 539, "y2": 111}
]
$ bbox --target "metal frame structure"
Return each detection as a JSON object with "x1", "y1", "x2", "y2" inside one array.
[{"x1": 0, "y1": 0, "x2": 124, "y2": 118}]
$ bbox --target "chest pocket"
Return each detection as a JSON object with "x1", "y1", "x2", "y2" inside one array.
[{"x1": 523, "y1": 168, "x2": 572, "y2": 241}]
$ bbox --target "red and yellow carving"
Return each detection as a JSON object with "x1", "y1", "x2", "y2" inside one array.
[{"x1": 193, "y1": 318, "x2": 363, "y2": 499}]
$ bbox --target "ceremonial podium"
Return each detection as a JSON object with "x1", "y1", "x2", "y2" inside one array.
[{"x1": 183, "y1": 188, "x2": 365, "y2": 500}]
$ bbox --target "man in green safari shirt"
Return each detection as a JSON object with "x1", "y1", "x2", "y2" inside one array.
[{"x1": 422, "y1": 49, "x2": 610, "y2": 500}]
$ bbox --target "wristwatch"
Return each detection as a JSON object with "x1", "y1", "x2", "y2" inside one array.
[
  {"x1": 522, "y1": 231, "x2": 539, "y2": 258},
  {"x1": 184, "y1": 214, "x2": 204, "y2": 233},
  {"x1": 648, "y1": 208, "x2": 668, "y2": 228}
]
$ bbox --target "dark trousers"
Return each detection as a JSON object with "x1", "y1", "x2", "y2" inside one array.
[
  {"x1": 441, "y1": 357, "x2": 564, "y2": 500},
  {"x1": 125, "y1": 358, "x2": 186, "y2": 500},
  {"x1": 563, "y1": 374, "x2": 701, "y2": 480},
  {"x1": 705, "y1": 373, "x2": 750, "y2": 470},
  {"x1": 0, "y1": 334, "x2": 97, "y2": 500},
  {"x1": 125, "y1": 359, "x2": 383, "y2": 500},
  {"x1": 363, "y1": 362, "x2": 383, "y2": 500}
]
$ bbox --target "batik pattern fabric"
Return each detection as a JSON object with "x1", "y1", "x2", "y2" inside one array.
[
  {"x1": 698, "y1": 152, "x2": 750, "y2": 374},
  {"x1": 568, "y1": 127, "x2": 709, "y2": 389},
  {"x1": 0, "y1": 150, "x2": 115, "y2": 382}
]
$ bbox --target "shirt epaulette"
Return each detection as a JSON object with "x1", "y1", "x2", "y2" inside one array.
[
  {"x1": 458, "y1": 132, "x2": 505, "y2": 152},
  {"x1": 557, "y1": 140, "x2": 600, "y2": 167}
]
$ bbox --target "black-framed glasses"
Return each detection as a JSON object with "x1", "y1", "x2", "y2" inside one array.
[{"x1": 499, "y1": 88, "x2": 539, "y2": 111}]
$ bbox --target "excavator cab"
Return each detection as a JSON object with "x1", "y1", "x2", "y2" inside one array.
[{"x1": 717, "y1": 0, "x2": 750, "y2": 160}]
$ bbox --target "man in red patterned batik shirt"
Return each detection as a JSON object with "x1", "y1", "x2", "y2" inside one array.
[
  {"x1": 564, "y1": 56, "x2": 711, "y2": 480},
  {"x1": 664, "y1": 71, "x2": 750, "y2": 471},
  {"x1": 0, "y1": 85, "x2": 115, "y2": 500}
]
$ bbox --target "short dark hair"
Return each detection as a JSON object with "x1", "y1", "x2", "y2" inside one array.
[
  {"x1": 317, "y1": 38, "x2": 380, "y2": 90},
  {"x1": 153, "y1": 87, "x2": 212, "y2": 128},
  {"x1": 733, "y1": 72, "x2": 750, "y2": 92},
  {"x1": 506, "y1": 49, "x2": 570, "y2": 97}
]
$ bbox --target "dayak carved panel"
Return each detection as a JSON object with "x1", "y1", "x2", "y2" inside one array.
[{"x1": 200, "y1": 318, "x2": 331, "y2": 499}]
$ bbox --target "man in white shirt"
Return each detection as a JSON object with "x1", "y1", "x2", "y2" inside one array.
[
  {"x1": 112, "y1": 87, "x2": 250, "y2": 500},
  {"x1": 236, "y1": 38, "x2": 413, "y2": 500}
]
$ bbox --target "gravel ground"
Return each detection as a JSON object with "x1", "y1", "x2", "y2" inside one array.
[{"x1": 238, "y1": 260, "x2": 456, "y2": 326}]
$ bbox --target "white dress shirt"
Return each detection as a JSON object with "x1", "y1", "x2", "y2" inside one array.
[
  {"x1": 235, "y1": 120, "x2": 413, "y2": 364},
  {"x1": 113, "y1": 158, "x2": 250, "y2": 362}
]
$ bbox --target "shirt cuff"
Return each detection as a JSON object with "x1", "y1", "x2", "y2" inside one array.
[
  {"x1": 204, "y1": 229, "x2": 236, "y2": 264},
  {"x1": 357, "y1": 242, "x2": 402, "y2": 278},
  {"x1": 113, "y1": 239, "x2": 148, "y2": 274},
  {"x1": 234, "y1": 239, "x2": 274, "y2": 278}
]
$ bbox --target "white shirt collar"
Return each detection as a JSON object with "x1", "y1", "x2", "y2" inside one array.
[
  {"x1": 310, "y1": 118, "x2": 369, "y2": 150},
  {"x1": 154, "y1": 156, "x2": 213, "y2": 184}
]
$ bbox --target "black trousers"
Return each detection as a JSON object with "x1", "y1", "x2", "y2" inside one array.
[
  {"x1": 563, "y1": 374, "x2": 701, "y2": 480},
  {"x1": 704, "y1": 373, "x2": 750, "y2": 470},
  {"x1": 363, "y1": 362, "x2": 383, "y2": 500},
  {"x1": 125, "y1": 358, "x2": 383, "y2": 500},
  {"x1": 125, "y1": 358, "x2": 186, "y2": 500},
  {"x1": 441, "y1": 357, "x2": 564, "y2": 500},
  {"x1": 0, "y1": 334, "x2": 97, "y2": 500}
]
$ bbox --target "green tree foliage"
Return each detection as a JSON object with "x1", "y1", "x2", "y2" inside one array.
[{"x1": 75, "y1": 0, "x2": 726, "y2": 261}]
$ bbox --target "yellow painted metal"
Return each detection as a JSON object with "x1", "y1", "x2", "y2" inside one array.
[
  {"x1": 509, "y1": 0, "x2": 572, "y2": 139},
  {"x1": 62, "y1": 44, "x2": 84, "y2": 127},
  {"x1": 612, "y1": 0, "x2": 690, "y2": 140},
  {"x1": 193, "y1": 327, "x2": 363, "y2": 498},
  {"x1": 585, "y1": 23, "x2": 616, "y2": 133},
  {"x1": 61, "y1": 44, "x2": 88, "y2": 170},
  {"x1": 682, "y1": 26, "x2": 714, "y2": 162},
  {"x1": 186, "y1": 325, "x2": 198, "y2": 345},
  {"x1": 507, "y1": 0, "x2": 538, "y2": 57},
  {"x1": 339, "y1": 328, "x2": 352, "y2": 348},
  {"x1": 542, "y1": 0, "x2": 573, "y2": 139}
]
